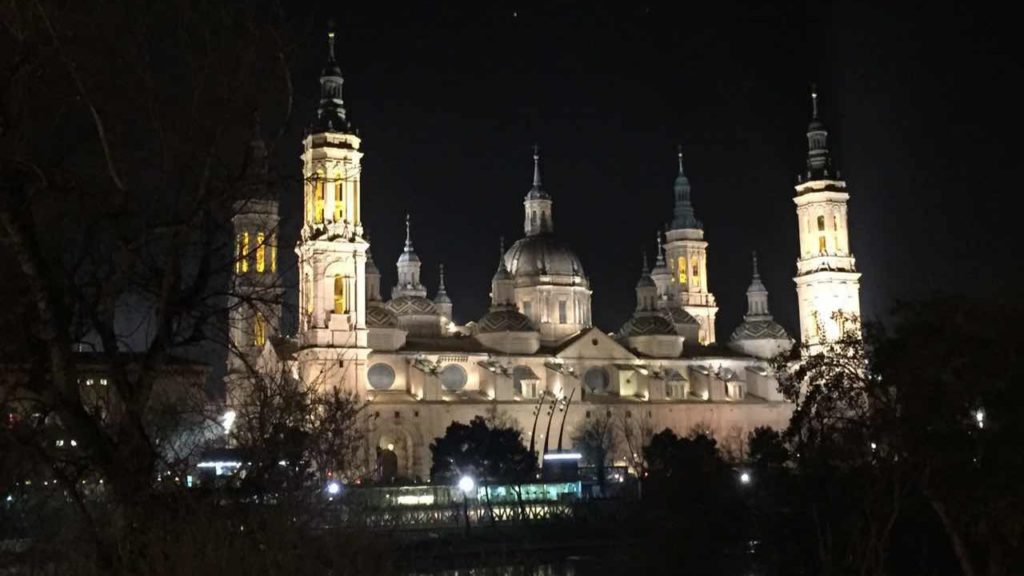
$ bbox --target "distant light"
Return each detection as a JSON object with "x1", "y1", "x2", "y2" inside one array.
[
  {"x1": 5, "y1": 494, "x2": 12, "y2": 503},
  {"x1": 221, "y1": 410, "x2": 237, "y2": 434},
  {"x1": 387, "y1": 443, "x2": 395, "y2": 451},
  {"x1": 975, "y1": 409, "x2": 985, "y2": 429},
  {"x1": 870, "y1": 442, "x2": 877, "y2": 451},
  {"x1": 396, "y1": 494, "x2": 435, "y2": 506},
  {"x1": 739, "y1": 471, "x2": 752, "y2": 485},
  {"x1": 70, "y1": 440, "x2": 77, "y2": 447},
  {"x1": 327, "y1": 481, "x2": 341, "y2": 496},
  {"x1": 196, "y1": 461, "x2": 243, "y2": 469},
  {"x1": 458, "y1": 475, "x2": 475, "y2": 494},
  {"x1": 543, "y1": 452, "x2": 582, "y2": 461}
]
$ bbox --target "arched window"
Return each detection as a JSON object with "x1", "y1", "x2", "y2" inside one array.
[
  {"x1": 333, "y1": 183, "x2": 344, "y2": 222},
  {"x1": 334, "y1": 276, "x2": 347, "y2": 314},
  {"x1": 583, "y1": 367, "x2": 610, "y2": 393},
  {"x1": 253, "y1": 312, "x2": 266, "y2": 346},
  {"x1": 816, "y1": 215, "x2": 826, "y2": 231},
  {"x1": 833, "y1": 213, "x2": 840, "y2": 231},
  {"x1": 240, "y1": 232, "x2": 250, "y2": 273},
  {"x1": 818, "y1": 236, "x2": 827, "y2": 253},
  {"x1": 677, "y1": 256, "x2": 687, "y2": 285},
  {"x1": 304, "y1": 275, "x2": 314, "y2": 316},
  {"x1": 269, "y1": 233, "x2": 277, "y2": 273},
  {"x1": 691, "y1": 256, "x2": 700, "y2": 287},
  {"x1": 531, "y1": 210, "x2": 537, "y2": 227},
  {"x1": 315, "y1": 181, "x2": 325, "y2": 223},
  {"x1": 255, "y1": 232, "x2": 266, "y2": 273}
]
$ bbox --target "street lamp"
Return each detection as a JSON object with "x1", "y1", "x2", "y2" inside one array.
[
  {"x1": 458, "y1": 475, "x2": 475, "y2": 536},
  {"x1": 326, "y1": 480, "x2": 341, "y2": 497},
  {"x1": 739, "y1": 471, "x2": 752, "y2": 486}
]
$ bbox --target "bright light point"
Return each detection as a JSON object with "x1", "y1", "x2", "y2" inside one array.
[
  {"x1": 543, "y1": 452, "x2": 582, "y2": 461},
  {"x1": 870, "y1": 442, "x2": 877, "y2": 451},
  {"x1": 458, "y1": 475, "x2": 475, "y2": 494},
  {"x1": 221, "y1": 410, "x2": 236, "y2": 434},
  {"x1": 387, "y1": 443, "x2": 394, "y2": 451},
  {"x1": 975, "y1": 409, "x2": 985, "y2": 428},
  {"x1": 739, "y1": 471, "x2": 752, "y2": 485},
  {"x1": 326, "y1": 481, "x2": 341, "y2": 495}
]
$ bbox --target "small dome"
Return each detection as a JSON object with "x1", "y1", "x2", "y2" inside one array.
[
  {"x1": 367, "y1": 304, "x2": 399, "y2": 328},
  {"x1": 478, "y1": 309, "x2": 536, "y2": 333},
  {"x1": 730, "y1": 320, "x2": 791, "y2": 342},
  {"x1": 505, "y1": 235, "x2": 586, "y2": 280},
  {"x1": 662, "y1": 306, "x2": 700, "y2": 325},
  {"x1": 386, "y1": 295, "x2": 438, "y2": 316},
  {"x1": 620, "y1": 314, "x2": 678, "y2": 337}
]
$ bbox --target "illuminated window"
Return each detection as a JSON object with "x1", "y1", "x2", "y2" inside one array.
[
  {"x1": 558, "y1": 300, "x2": 567, "y2": 323},
  {"x1": 315, "y1": 181, "x2": 325, "y2": 223},
  {"x1": 333, "y1": 183, "x2": 344, "y2": 222},
  {"x1": 691, "y1": 256, "x2": 700, "y2": 287},
  {"x1": 255, "y1": 232, "x2": 266, "y2": 273},
  {"x1": 531, "y1": 211, "x2": 537, "y2": 228},
  {"x1": 269, "y1": 234, "x2": 277, "y2": 273},
  {"x1": 677, "y1": 256, "x2": 687, "y2": 285},
  {"x1": 240, "y1": 232, "x2": 249, "y2": 273},
  {"x1": 833, "y1": 214, "x2": 840, "y2": 231},
  {"x1": 234, "y1": 234, "x2": 244, "y2": 273},
  {"x1": 254, "y1": 312, "x2": 266, "y2": 346},
  {"x1": 334, "y1": 276, "x2": 347, "y2": 314},
  {"x1": 817, "y1": 215, "x2": 826, "y2": 231},
  {"x1": 818, "y1": 236, "x2": 827, "y2": 253}
]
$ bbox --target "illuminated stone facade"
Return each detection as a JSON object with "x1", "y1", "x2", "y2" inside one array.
[{"x1": 226, "y1": 36, "x2": 866, "y2": 481}]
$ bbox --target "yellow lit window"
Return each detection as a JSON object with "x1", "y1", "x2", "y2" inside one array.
[
  {"x1": 256, "y1": 232, "x2": 266, "y2": 273},
  {"x1": 234, "y1": 234, "x2": 244, "y2": 273},
  {"x1": 677, "y1": 256, "x2": 687, "y2": 285},
  {"x1": 315, "y1": 181, "x2": 325, "y2": 223},
  {"x1": 304, "y1": 276, "x2": 314, "y2": 315},
  {"x1": 833, "y1": 214, "x2": 840, "y2": 231},
  {"x1": 818, "y1": 236, "x2": 827, "y2": 253},
  {"x1": 269, "y1": 234, "x2": 277, "y2": 273},
  {"x1": 254, "y1": 312, "x2": 266, "y2": 346},
  {"x1": 334, "y1": 183, "x2": 344, "y2": 222},
  {"x1": 240, "y1": 232, "x2": 249, "y2": 273},
  {"x1": 334, "y1": 276, "x2": 347, "y2": 313},
  {"x1": 691, "y1": 256, "x2": 700, "y2": 287}
]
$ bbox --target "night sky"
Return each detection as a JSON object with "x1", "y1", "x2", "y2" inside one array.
[{"x1": 268, "y1": 2, "x2": 1020, "y2": 337}]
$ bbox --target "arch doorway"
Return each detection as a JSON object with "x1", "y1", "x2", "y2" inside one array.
[{"x1": 376, "y1": 430, "x2": 413, "y2": 483}]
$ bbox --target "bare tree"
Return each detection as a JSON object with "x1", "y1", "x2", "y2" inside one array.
[{"x1": 571, "y1": 412, "x2": 618, "y2": 496}]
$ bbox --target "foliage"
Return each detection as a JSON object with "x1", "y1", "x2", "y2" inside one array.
[
  {"x1": 429, "y1": 415, "x2": 537, "y2": 485},
  {"x1": 570, "y1": 412, "x2": 617, "y2": 494}
]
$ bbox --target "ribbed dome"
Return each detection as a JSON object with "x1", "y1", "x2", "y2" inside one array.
[
  {"x1": 619, "y1": 314, "x2": 678, "y2": 337},
  {"x1": 730, "y1": 319, "x2": 790, "y2": 342},
  {"x1": 662, "y1": 306, "x2": 700, "y2": 325},
  {"x1": 504, "y1": 235, "x2": 586, "y2": 280},
  {"x1": 478, "y1": 309, "x2": 536, "y2": 333},
  {"x1": 636, "y1": 274, "x2": 656, "y2": 289},
  {"x1": 367, "y1": 304, "x2": 399, "y2": 328},
  {"x1": 386, "y1": 295, "x2": 438, "y2": 316}
]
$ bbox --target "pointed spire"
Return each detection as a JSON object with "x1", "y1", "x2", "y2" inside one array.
[
  {"x1": 526, "y1": 144, "x2": 550, "y2": 200},
  {"x1": 804, "y1": 83, "x2": 833, "y2": 180},
  {"x1": 752, "y1": 251, "x2": 761, "y2": 279},
  {"x1": 654, "y1": 230, "x2": 666, "y2": 267},
  {"x1": 670, "y1": 146, "x2": 702, "y2": 230},
  {"x1": 315, "y1": 27, "x2": 350, "y2": 132},
  {"x1": 404, "y1": 213, "x2": 413, "y2": 250},
  {"x1": 434, "y1": 263, "x2": 452, "y2": 305},
  {"x1": 642, "y1": 249, "x2": 649, "y2": 274},
  {"x1": 438, "y1": 263, "x2": 447, "y2": 290}
]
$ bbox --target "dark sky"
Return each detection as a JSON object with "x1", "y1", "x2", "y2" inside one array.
[{"x1": 270, "y1": 2, "x2": 1020, "y2": 337}]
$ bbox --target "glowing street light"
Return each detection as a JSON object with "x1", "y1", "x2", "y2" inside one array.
[
  {"x1": 739, "y1": 471, "x2": 752, "y2": 485},
  {"x1": 457, "y1": 475, "x2": 475, "y2": 536},
  {"x1": 975, "y1": 408, "x2": 985, "y2": 429},
  {"x1": 326, "y1": 480, "x2": 341, "y2": 496}
]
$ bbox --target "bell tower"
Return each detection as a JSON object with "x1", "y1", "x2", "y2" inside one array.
[
  {"x1": 295, "y1": 31, "x2": 370, "y2": 393},
  {"x1": 663, "y1": 148, "x2": 718, "y2": 344},
  {"x1": 793, "y1": 87, "x2": 861, "y2": 350}
]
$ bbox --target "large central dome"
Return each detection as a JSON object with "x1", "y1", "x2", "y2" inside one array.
[{"x1": 504, "y1": 234, "x2": 586, "y2": 281}]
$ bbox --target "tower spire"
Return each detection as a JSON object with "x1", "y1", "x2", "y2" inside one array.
[
  {"x1": 804, "y1": 84, "x2": 833, "y2": 180},
  {"x1": 654, "y1": 230, "x2": 666, "y2": 267},
  {"x1": 533, "y1": 145, "x2": 542, "y2": 188},
  {"x1": 642, "y1": 249, "x2": 649, "y2": 274},
  {"x1": 315, "y1": 28, "x2": 350, "y2": 132},
  {"x1": 404, "y1": 213, "x2": 413, "y2": 251},
  {"x1": 523, "y1": 146, "x2": 554, "y2": 235},
  {"x1": 752, "y1": 250, "x2": 760, "y2": 279},
  {"x1": 670, "y1": 146, "x2": 701, "y2": 230}
]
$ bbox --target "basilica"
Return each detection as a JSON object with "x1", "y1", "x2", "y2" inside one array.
[{"x1": 226, "y1": 34, "x2": 862, "y2": 480}]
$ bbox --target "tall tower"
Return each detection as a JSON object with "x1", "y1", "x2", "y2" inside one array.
[
  {"x1": 793, "y1": 87, "x2": 861, "y2": 350},
  {"x1": 295, "y1": 31, "x2": 370, "y2": 393},
  {"x1": 663, "y1": 148, "x2": 718, "y2": 344},
  {"x1": 228, "y1": 117, "x2": 282, "y2": 374}
]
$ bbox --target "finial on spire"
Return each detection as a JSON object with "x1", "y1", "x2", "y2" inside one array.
[
  {"x1": 327, "y1": 30, "x2": 337, "y2": 62},
  {"x1": 642, "y1": 249, "x2": 649, "y2": 273},
  {"x1": 677, "y1": 144, "x2": 684, "y2": 175},
  {"x1": 654, "y1": 231, "x2": 666, "y2": 266},
  {"x1": 752, "y1": 251, "x2": 760, "y2": 279},
  {"x1": 404, "y1": 213, "x2": 413, "y2": 250},
  {"x1": 439, "y1": 263, "x2": 446, "y2": 289},
  {"x1": 532, "y1": 144, "x2": 542, "y2": 188},
  {"x1": 810, "y1": 83, "x2": 819, "y2": 119},
  {"x1": 499, "y1": 235, "x2": 505, "y2": 256}
]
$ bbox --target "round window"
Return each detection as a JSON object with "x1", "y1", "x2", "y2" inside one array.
[
  {"x1": 583, "y1": 367, "x2": 609, "y2": 393},
  {"x1": 512, "y1": 365, "x2": 534, "y2": 395},
  {"x1": 439, "y1": 364, "x2": 468, "y2": 391},
  {"x1": 367, "y1": 363, "x2": 396, "y2": 390}
]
